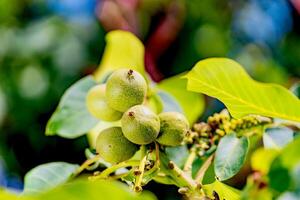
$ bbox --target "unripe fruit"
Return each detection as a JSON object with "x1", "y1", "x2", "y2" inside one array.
[
  {"x1": 121, "y1": 105, "x2": 160, "y2": 145},
  {"x1": 86, "y1": 84, "x2": 123, "y2": 121},
  {"x1": 156, "y1": 112, "x2": 189, "y2": 146},
  {"x1": 106, "y1": 69, "x2": 147, "y2": 112},
  {"x1": 96, "y1": 127, "x2": 138, "y2": 164}
]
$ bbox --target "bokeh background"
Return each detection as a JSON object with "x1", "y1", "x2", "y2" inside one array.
[{"x1": 0, "y1": 0, "x2": 299, "y2": 198}]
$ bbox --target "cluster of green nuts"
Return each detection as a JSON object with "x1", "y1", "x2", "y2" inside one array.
[
  {"x1": 186, "y1": 110, "x2": 272, "y2": 156},
  {"x1": 86, "y1": 69, "x2": 190, "y2": 164}
]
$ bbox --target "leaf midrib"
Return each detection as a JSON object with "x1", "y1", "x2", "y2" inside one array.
[{"x1": 189, "y1": 77, "x2": 300, "y2": 122}]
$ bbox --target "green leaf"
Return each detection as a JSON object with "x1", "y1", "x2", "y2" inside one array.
[
  {"x1": 185, "y1": 58, "x2": 300, "y2": 122},
  {"x1": 23, "y1": 162, "x2": 79, "y2": 195},
  {"x1": 38, "y1": 180, "x2": 156, "y2": 200},
  {"x1": 157, "y1": 91, "x2": 183, "y2": 113},
  {"x1": 214, "y1": 133, "x2": 249, "y2": 181},
  {"x1": 203, "y1": 180, "x2": 240, "y2": 200},
  {"x1": 165, "y1": 145, "x2": 189, "y2": 168},
  {"x1": 263, "y1": 127, "x2": 294, "y2": 149},
  {"x1": 6, "y1": 180, "x2": 156, "y2": 200},
  {"x1": 94, "y1": 30, "x2": 145, "y2": 81},
  {"x1": 46, "y1": 76, "x2": 98, "y2": 139},
  {"x1": 157, "y1": 73, "x2": 205, "y2": 123}
]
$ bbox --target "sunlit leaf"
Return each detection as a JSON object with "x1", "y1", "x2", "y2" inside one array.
[
  {"x1": 214, "y1": 133, "x2": 249, "y2": 181},
  {"x1": 23, "y1": 162, "x2": 79, "y2": 195},
  {"x1": 263, "y1": 127, "x2": 294, "y2": 149},
  {"x1": 46, "y1": 76, "x2": 98, "y2": 139},
  {"x1": 157, "y1": 73, "x2": 205, "y2": 124},
  {"x1": 94, "y1": 30, "x2": 145, "y2": 81},
  {"x1": 203, "y1": 180, "x2": 240, "y2": 200},
  {"x1": 185, "y1": 58, "x2": 300, "y2": 122}
]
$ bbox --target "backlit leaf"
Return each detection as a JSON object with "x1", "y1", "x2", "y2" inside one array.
[
  {"x1": 94, "y1": 30, "x2": 145, "y2": 81},
  {"x1": 185, "y1": 58, "x2": 300, "y2": 122}
]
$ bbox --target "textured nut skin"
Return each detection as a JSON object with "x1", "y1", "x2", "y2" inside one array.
[
  {"x1": 106, "y1": 69, "x2": 147, "y2": 112},
  {"x1": 121, "y1": 105, "x2": 160, "y2": 145},
  {"x1": 86, "y1": 84, "x2": 122, "y2": 121},
  {"x1": 96, "y1": 127, "x2": 138, "y2": 164},
  {"x1": 156, "y1": 112, "x2": 189, "y2": 146}
]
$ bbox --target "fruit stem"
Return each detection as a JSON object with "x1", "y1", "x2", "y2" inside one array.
[
  {"x1": 195, "y1": 154, "x2": 214, "y2": 183},
  {"x1": 183, "y1": 146, "x2": 196, "y2": 175},
  {"x1": 90, "y1": 160, "x2": 140, "y2": 180},
  {"x1": 134, "y1": 145, "x2": 148, "y2": 192},
  {"x1": 168, "y1": 161, "x2": 198, "y2": 190},
  {"x1": 73, "y1": 154, "x2": 102, "y2": 177}
]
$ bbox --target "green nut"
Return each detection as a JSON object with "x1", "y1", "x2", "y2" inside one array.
[
  {"x1": 156, "y1": 112, "x2": 189, "y2": 146},
  {"x1": 96, "y1": 127, "x2": 138, "y2": 164},
  {"x1": 121, "y1": 105, "x2": 160, "y2": 145},
  {"x1": 106, "y1": 69, "x2": 147, "y2": 112},
  {"x1": 86, "y1": 84, "x2": 123, "y2": 121}
]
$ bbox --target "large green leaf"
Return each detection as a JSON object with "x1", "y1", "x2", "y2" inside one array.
[
  {"x1": 94, "y1": 30, "x2": 145, "y2": 81},
  {"x1": 214, "y1": 133, "x2": 249, "y2": 181},
  {"x1": 23, "y1": 162, "x2": 79, "y2": 195},
  {"x1": 185, "y1": 58, "x2": 300, "y2": 122},
  {"x1": 46, "y1": 76, "x2": 98, "y2": 139},
  {"x1": 203, "y1": 180, "x2": 240, "y2": 200},
  {"x1": 157, "y1": 73, "x2": 205, "y2": 124}
]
